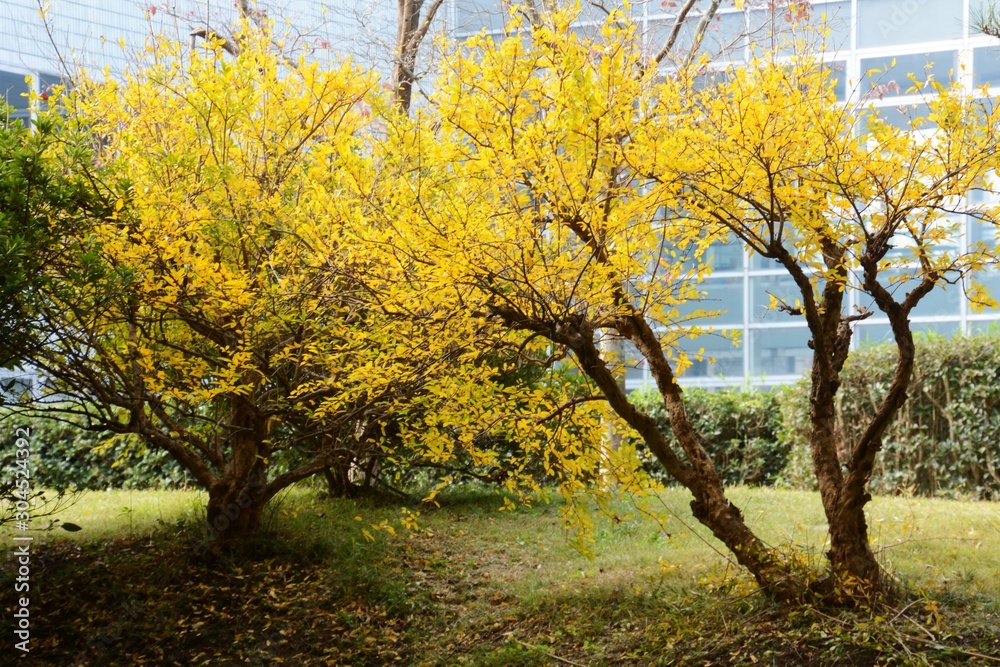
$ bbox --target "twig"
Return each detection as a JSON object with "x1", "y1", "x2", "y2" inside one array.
[
  {"x1": 652, "y1": 0, "x2": 699, "y2": 66},
  {"x1": 897, "y1": 611, "x2": 937, "y2": 642},
  {"x1": 35, "y1": 0, "x2": 73, "y2": 80},
  {"x1": 513, "y1": 639, "x2": 588, "y2": 667},
  {"x1": 901, "y1": 633, "x2": 1000, "y2": 663},
  {"x1": 887, "y1": 599, "x2": 922, "y2": 624}
]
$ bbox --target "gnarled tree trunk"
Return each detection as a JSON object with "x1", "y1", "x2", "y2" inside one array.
[{"x1": 206, "y1": 402, "x2": 270, "y2": 542}]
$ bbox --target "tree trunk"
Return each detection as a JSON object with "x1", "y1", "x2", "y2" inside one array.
[
  {"x1": 826, "y1": 488, "x2": 883, "y2": 590},
  {"x1": 206, "y1": 463, "x2": 268, "y2": 541},
  {"x1": 810, "y1": 359, "x2": 886, "y2": 595},
  {"x1": 323, "y1": 457, "x2": 359, "y2": 498},
  {"x1": 392, "y1": 0, "x2": 424, "y2": 113},
  {"x1": 206, "y1": 401, "x2": 270, "y2": 542},
  {"x1": 489, "y1": 307, "x2": 805, "y2": 601},
  {"x1": 580, "y1": 321, "x2": 805, "y2": 601},
  {"x1": 806, "y1": 327, "x2": 886, "y2": 596},
  {"x1": 814, "y1": 254, "x2": 931, "y2": 598}
]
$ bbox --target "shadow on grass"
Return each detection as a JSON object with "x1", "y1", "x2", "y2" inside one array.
[
  {"x1": 3, "y1": 487, "x2": 998, "y2": 666},
  {"x1": 0, "y1": 511, "x2": 433, "y2": 666}
]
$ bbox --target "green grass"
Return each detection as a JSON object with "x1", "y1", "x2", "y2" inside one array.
[
  {"x1": 2, "y1": 485, "x2": 998, "y2": 665},
  {"x1": 11, "y1": 488, "x2": 207, "y2": 540}
]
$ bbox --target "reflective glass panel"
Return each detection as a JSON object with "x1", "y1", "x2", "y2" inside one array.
[
  {"x1": 675, "y1": 276, "x2": 745, "y2": 325},
  {"x1": 861, "y1": 51, "x2": 959, "y2": 99},
  {"x1": 750, "y1": 274, "x2": 810, "y2": 323},
  {"x1": 857, "y1": 0, "x2": 962, "y2": 48},
  {"x1": 676, "y1": 332, "x2": 744, "y2": 378},
  {"x1": 750, "y1": 327, "x2": 812, "y2": 376}
]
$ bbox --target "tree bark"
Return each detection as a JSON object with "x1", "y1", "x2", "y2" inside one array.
[
  {"x1": 582, "y1": 317, "x2": 805, "y2": 602},
  {"x1": 322, "y1": 454, "x2": 364, "y2": 498},
  {"x1": 392, "y1": 0, "x2": 423, "y2": 113},
  {"x1": 207, "y1": 466, "x2": 268, "y2": 542},
  {"x1": 205, "y1": 400, "x2": 270, "y2": 542}
]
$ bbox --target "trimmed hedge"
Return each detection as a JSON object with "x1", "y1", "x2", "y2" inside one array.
[
  {"x1": 6, "y1": 332, "x2": 1000, "y2": 497},
  {"x1": 627, "y1": 387, "x2": 789, "y2": 486},
  {"x1": 777, "y1": 332, "x2": 1000, "y2": 500}
]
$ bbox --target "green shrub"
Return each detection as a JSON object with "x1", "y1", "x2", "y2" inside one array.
[
  {"x1": 0, "y1": 410, "x2": 188, "y2": 490},
  {"x1": 777, "y1": 332, "x2": 1000, "y2": 499},
  {"x1": 773, "y1": 380, "x2": 818, "y2": 492},
  {"x1": 627, "y1": 386, "x2": 789, "y2": 486}
]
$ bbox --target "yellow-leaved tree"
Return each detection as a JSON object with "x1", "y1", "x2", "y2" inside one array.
[
  {"x1": 14, "y1": 25, "x2": 428, "y2": 540},
  {"x1": 24, "y1": 30, "x2": 389, "y2": 540},
  {"x1": 658, "y1": 53, "x2": 1000, "y2": 597},
  {"x1": 377, "y1": 9, "x2": 1000, "y2": 601},
  {"x1": 17, "y1": 22, "x2": 618, "y2": 543}
]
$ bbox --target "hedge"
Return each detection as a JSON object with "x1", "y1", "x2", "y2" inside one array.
[
  {"x1": 627, "y1": 386, "x2": 789, "y2": 487},
  {"x1": 5, "y1": 332, "x2": 1000, "y2": 497},
  {"x1": 0, "y1": 410, "x2": 188, "y2": 491},
  {"x1": 777, "y1": 331, "x2": 1000, "y2": 500}
]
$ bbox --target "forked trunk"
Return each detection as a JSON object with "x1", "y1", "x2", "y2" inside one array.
[
  {"x1": 808, "y1": 346, "x2": 887, "y2": 597},
  {"x1": 826, "y1": 490, "x2": 883, "y2": 591}
]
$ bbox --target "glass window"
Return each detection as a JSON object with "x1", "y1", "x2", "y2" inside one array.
[
  {"x1": 884, "y1": 213, "x2": 961, "y2": 261},
  {"x1": 861, "y1": 51, "x2": 959, "y2": 99},
  {"x1": 704, "y1": 237, "x2": 744, "y2": 272},
  {"x1": 750, "y1": 274, "x2": 809, "y2": 323},
  {"x1": 968, "y1": 210, "x2": 1000, "y2": 250},
  {"x1": 967, "y1": 182, "x2": 999, "y2": 253},
  {"x1": 0, "y1": 71, "x2": 30, "y2": 127},
  {"x1": 675, "y1": 276, "x2": 745, "y2": 325},
  {"x1": 645, "y1": 17, "x2": 682, "y2": 57},
  {"x1": 974, "y1": 47, "x2": 1000, "y2": 89},
  {"x1": 856, "y1": 270, "x2": 960, "y2": 317},
  {"x1": 861, "y1": 102, "x2": 935, "y2": 132},
  {"x1": 676, "y1": 332, "x2": 744, "y2": 379},
  {"x1": 855, "y1": 320, "x2": 959, "y2": 347},
  {"x1": 854, "y1": 322, "x2": 892, "y2": 346},
  {"x1": 670, "y1": 10, "x2": 748, "y2": 62},
  {"x1": 0, "y1": 71, "x2": 30, "y2": 111},
  {"x1": 455, "y1": 0, "x2": 506, "y2": 35},
  {"x1": 857, "y1": 0, "x2": 962, "y2": 49},
  {"x1": 747, "y1": 1, "x2": 851, "y2": 55},
  {"x1": 573, "y1": 0, "x2": 615, "y2": 24},
  {"x1": 670, "y1": 226, "x2": 742, "y2": 272},
  {"x1": 824, "y1": 60, "x2": 848, "y2": 100},
  {"x1": 971, "y1": 0, "x2": 995, "y2": 22},
  {"x1": 751, "y1": 252, "x2": 782, "y2": 271},
  {"x1": 750, "y1": 327, "x2": 812, "y2": 376}
]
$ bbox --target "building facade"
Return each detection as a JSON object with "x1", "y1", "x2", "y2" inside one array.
[
  {"x1": 455, "y1": 0, "x2": 1000, "y2": 389},
  {"x1": 4, "y1": 0, "x2": 1000, "y2": 391}
]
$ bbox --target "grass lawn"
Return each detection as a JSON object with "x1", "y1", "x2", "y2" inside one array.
[{"x1": 2, "y1": 485, "x2": 998, "y2": 665}]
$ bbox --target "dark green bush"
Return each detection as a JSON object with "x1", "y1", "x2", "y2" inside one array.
[
  {"x1": 777, "y1": 331, "x2": 1000, "y2": 499},
  {"x1": 627, "y1": 386, "x2": 789, "y2": 486},
  {"x1": 0, "y1": 410, "x2": 188, "y2": 490}
]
